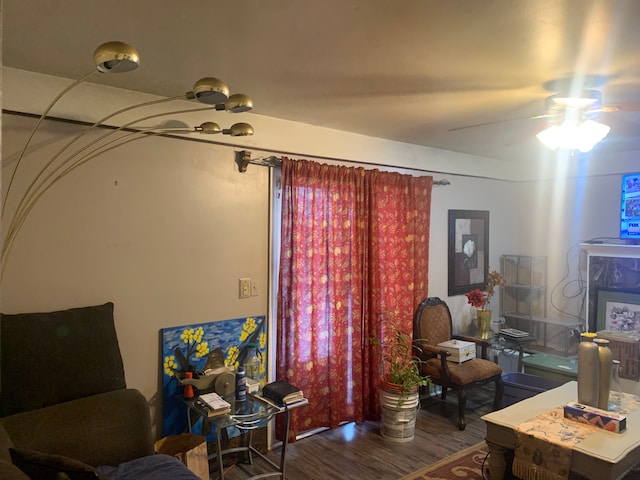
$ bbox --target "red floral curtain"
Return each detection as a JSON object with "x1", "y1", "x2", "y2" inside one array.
[
  {"x1": 277, "y1": 158, "x2": 432, "y2": 439},
  {"x1": 362, "y1": 169, "x2": 433, "y2": 418}
]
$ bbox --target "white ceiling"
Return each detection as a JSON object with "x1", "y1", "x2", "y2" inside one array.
[{"x1": 4, "y1": 0, "x2": 640, "y2": 167}]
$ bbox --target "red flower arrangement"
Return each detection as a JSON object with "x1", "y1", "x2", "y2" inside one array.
[
  {"x1": 465, "y1": 269, "x2": 506, "y2": 310},
  {"x1": 465, "y1": 289, "x2": 486, "y2": 309}
]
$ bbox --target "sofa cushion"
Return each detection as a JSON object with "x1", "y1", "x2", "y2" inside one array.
[
  {"x1": 96, "y1": 454, "x2": 201, "y2": 480},
  {"x1": 1, "y1": 302, "x2": 125, "y2": 416},
  {"x1": 0, "y1": 422, "x2": 15, "y2": 463},
  {"x1": 1, "y1": 389, "x2": 154, "y2": 468},
  {"x1": 9, "y1": 448, "x2": 106, "y2": 480},
  {"x1": 0, "y1": 459, "x2": 29, "y2": 480}
]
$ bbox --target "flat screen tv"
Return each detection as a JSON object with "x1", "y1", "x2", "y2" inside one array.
[{"x1": 620, "y1": 173, "x2": 640, "y2": 240}]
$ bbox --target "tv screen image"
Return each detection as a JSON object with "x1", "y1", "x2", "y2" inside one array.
[{"x1": 620, "y1": 173, "x2": 640, "y2": 239}]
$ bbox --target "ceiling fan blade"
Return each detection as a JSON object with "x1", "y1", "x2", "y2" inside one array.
[
  {"x1": 542, "y1": 74, "x2": 618, "y2": 93},
  {"x1": 601, "y1": 101, "x2": 640, "y2": 113},
  {"x1": 448, "y1": 113, "x2": 553, "y2": 132}
]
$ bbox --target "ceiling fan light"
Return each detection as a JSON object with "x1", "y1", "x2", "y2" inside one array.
[
  {"x1": 536, "y1": 125, "x2": 562, "y2": 150},
  {"x1": 576, "y1": 120, "x2": 611, "y2": 152},
  {"x1": 94, "y1": 41, "x2": 140, "y2": 73},
  {"x1": 537, "y1": 120, "x2": 610, "y2": 152}
]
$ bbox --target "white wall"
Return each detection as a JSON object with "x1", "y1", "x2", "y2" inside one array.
[
  {"x1": 517, "y1": 173, "x2": 629, "y2": 321},
  {"x1": 428, "y1": 176, "x2": 519, "y2": 330}
]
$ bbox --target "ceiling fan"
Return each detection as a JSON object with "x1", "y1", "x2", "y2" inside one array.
[
  {"x1": 449, "y1": 83, "x2": 640, "y2": 152},
  {"x1": 449, "y1": 89, "x2": 640, "y2": 132},
  {"x1": 449, "y1": 73, "x2": 640, "y2": 132}
]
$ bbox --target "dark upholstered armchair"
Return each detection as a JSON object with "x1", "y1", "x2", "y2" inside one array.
[
  {"x1": 0, "y1": 302, "x2": 199, "y2": 480},
  {"x1": 413, "y1": 297, "x2": 503, "y2": 430}
]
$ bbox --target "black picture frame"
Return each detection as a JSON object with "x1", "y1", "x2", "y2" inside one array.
[
  {"x1": 596, "y1": 287, "x2": 640, "y2": 333},
  {"x1": 448, "y1": 210, "x2": 489, "y2": 296}
]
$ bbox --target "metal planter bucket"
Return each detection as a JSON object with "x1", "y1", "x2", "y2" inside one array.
[{"x1": 379, "y1": 386, "x2": 419, "y2": 442}]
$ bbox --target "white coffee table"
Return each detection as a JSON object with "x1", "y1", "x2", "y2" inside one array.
[{"x1": 482, "y1": 381, "x2": 640, "y2": 480}]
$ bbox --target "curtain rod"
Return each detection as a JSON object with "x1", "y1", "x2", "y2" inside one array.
[
  {"x1": 234, "y1": 151, "x2": 453, "y2": 185},
  {"x1": 3, "y1": 109, "x2": 497, "y2": 184}
]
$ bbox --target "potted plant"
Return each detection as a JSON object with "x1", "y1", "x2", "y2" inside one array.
[
  {"x1": 371, "y1": 318, "x2": 430, "y2": 442},
  {"x1": 375, "y1": 328, "x2": 430, "y2": 397}
]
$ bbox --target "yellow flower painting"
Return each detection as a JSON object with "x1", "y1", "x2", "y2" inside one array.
[{"x1": 161, "y1": 316, "x2": 267, "y2": 438}]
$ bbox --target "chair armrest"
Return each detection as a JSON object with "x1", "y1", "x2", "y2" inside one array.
[
  {"x1": 413, "y1": 341, "x2": 450, "y2": 359},
  {"x1": 413, "y1": 342, "x2": 452, "y2": 381},
  {"x1": 0, "y1": 389, "x2": 153, "y2": 467}
]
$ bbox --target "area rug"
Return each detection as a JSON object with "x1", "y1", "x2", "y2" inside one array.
[
  {"x1": 399, "y1": 442, "x2": 488, "y2": 480},
  {"x1": 400, "y1": 442, "x2": 640, "y2": 480}
]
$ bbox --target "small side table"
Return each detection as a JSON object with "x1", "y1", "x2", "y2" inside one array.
[
  {"x1": 187, "y1": 393, "x2": 308, "y2": 480},
  {"x1": 492, "y1": 332, "x2": 536, "y2": 373}
]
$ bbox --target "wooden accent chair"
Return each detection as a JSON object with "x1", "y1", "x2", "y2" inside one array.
[{"x1": 413, "y1": 297, "x2": 503, "y2": 430}]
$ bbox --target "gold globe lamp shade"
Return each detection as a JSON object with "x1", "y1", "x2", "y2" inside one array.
[
  {"x1": 93, "y1": 41, "x2": 140, "y2": 73},
  {"x1": 192, "y1": 77, "x2": 230, "y2": 105},
  {"x1": 215, "y1": 94, "x2": 254, "y2": 113},
  {"x1": 223, "y1": 123, "x2": 254, "y2": 137},
  {"x1": 195, "y1": 122, "x2": 222, "y2": 134}
]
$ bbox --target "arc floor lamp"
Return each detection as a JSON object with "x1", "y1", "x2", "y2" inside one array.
[{"x1": 1, "y1": 41, "x2": 254, "y2": 280}]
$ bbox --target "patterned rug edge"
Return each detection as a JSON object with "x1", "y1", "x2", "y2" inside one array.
[{"x1": 399, "y1": 441, "x2": 488, "y2": 480}]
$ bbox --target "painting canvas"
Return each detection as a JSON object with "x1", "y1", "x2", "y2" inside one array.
[
  {"x1": 448, "y1": 210, "x2": 489, "y2": 296},
  {"x1": 596, "y1": 289, "x2": 640, "y2": 333},
  {"x1": 161, "y1": 316, "x2": 267, "y2": 439}
]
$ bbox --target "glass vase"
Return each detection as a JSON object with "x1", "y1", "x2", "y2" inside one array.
[
  {"x1": 476, "y1": 309, "x2": 492, "y2": 340},
  {"x1": 609, "y1": 359, "x2": 623, "y2": 412}
]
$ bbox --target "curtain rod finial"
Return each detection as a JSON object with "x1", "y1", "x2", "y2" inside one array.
[{"x1": 235, "y1": 150, "x2": 252, "y2": 173}]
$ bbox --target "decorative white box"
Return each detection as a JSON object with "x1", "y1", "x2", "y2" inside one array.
[{"x1": 437, "y1": 340, "x2": 476, "y2": 363}]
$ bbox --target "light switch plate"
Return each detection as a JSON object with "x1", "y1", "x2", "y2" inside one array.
[{"x1": 239, "y1": 278, "x2": 251, "y2": 298}]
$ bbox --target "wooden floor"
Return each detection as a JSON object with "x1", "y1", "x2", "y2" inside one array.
[{"x1": 215, "y1": 388, "x2": 495, "y2": 480}]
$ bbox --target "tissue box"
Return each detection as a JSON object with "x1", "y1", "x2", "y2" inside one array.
[
  {"x1": 563, "y1": 402, "x2": 626, "y2": 433},
  {"x1": 437, "y1": 340, "x2": 476, "y2": 363}
]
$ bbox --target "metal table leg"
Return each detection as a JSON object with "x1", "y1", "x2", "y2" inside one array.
[
  {"x1": 517, "y1": 344, "x2": 525, "y2": 372},
  {"x1": 279, "y1": 407, "x2": 291, "y2": 478},
  {"x1": 216, "y1": 426, "x2": 225, "y2": 480}
]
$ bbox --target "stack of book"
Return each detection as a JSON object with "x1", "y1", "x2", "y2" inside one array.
[
  {"x1": 261, "y1": 380, "x2": 304, "y2": 406},
  {"x1": 192, "y1": 392, "x2": 231, "y2": 417},
  {"x1": 500, "y1": 328, "x2": 530, "y2": 338}
]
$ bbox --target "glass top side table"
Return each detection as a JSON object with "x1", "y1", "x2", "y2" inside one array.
[
  {"x1": 188, "y1": 393, "x2": 308, "y2": 480},
  {"x1": 489, "y1": 331, "x2": 536, "y2": 372}
]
